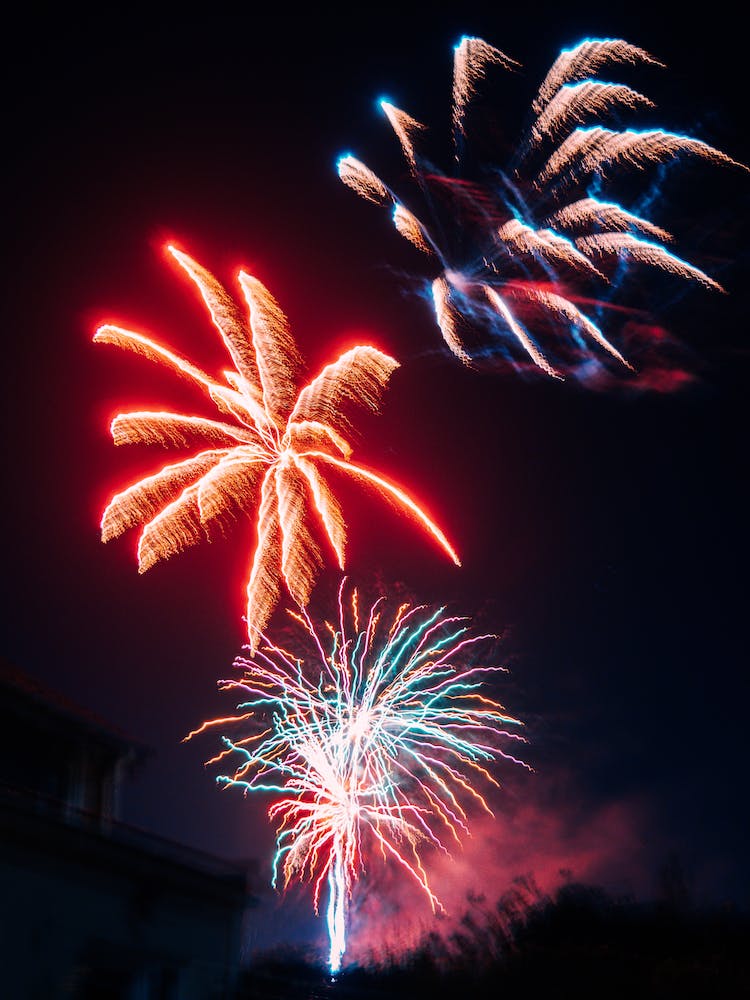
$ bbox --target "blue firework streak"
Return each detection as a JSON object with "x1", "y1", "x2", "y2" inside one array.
[
  {"x1": 187, "y1": 581, "x2": 528, "y2": 972},
  {"x1": 338, "y1": 37, "x2": 746, "y2": 383}
]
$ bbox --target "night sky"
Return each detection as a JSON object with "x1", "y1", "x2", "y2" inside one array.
[{"x1": 3, "y1": 3, "x2": 748, "y2": 960}]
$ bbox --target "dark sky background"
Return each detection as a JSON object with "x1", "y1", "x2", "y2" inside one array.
[{"x1": 3, "y1": 3, "x2": 748, "y2": 961}]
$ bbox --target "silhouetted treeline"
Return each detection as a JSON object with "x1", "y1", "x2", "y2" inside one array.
[{"x1": 237, "y1": 878, "x2": 750, "y2": 999}]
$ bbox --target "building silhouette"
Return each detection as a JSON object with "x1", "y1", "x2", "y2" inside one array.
[{"x1": 0, "y1": 658, "x2": 249, "y2": 999}]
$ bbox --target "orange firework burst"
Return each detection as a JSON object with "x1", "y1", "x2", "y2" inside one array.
[{"x1": 95, "y1": 246, "x2": 460, "y2": 642}]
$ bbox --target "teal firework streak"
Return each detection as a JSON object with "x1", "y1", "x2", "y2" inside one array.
[{"x1": 189, "y1": 580, "x2": 528, "y2": 972}]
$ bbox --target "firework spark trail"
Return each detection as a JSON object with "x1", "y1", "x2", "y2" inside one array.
[
  {"x1": 336, "y1": 155, "x2": 392, "y2": 206},
  {"x1": 379, "y1": 101, "x2": 426, "y2": 175},
  {"x1": 536, "y1": 126, "x2": 745, "y2": 187},
  {"x1": 495, "y1": 219, "x2": 606, "y2": 279},
  {"x1": 95, "y1": 246, "x2": 460, "y2": 644},
  {"x1": 189, "y1": 581, "x2": 528, "y2": 972},
  {"x1": 338, "y1": 36, "x2": 746, "y2": 383},
  {"x1": 574, "y1": 232, "x2": 725, "y2": 291},
  {"x1": 531, "y1": 38, "x2": 665, "y2": 113},
  {"x1": 432, "y1": 276, "x2": 474, "y2": 365},
  {"x1": 544, "y1": 197, "x2": 673, "y2": 244},
  {"x1": 452, "y1": 36, "x2": 520, "y2": 145},
  {"x1": 528, "y1": 81, "x2": 655, "y2": 146}
]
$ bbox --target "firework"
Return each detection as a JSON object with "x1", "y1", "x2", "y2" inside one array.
[
  {"x1": 338, "y1": 37, "x2": 746, "y2": 381},
  {"x1": 187, "y1": 581, "x2": 528, "y2": 972},
  {"x1": 95, "y1": 246, "x2": 460, "y2": 643}
]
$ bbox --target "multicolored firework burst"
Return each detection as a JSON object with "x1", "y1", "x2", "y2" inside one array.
[
  {"x1": 187, "y1": 581, "x2": 528, "y2": 972},
  {"x1": 94, "y1": 246, "x2": 459, "y2": 642},
  {"x1": 338, "y1": 36, "x2": 746, "y2": 382}
]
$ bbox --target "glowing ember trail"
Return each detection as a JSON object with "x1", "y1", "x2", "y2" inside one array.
[
  {"x1": 95, "y1": 246, "x2": 460, "y2": 643},
  {"x1": 338, "y1": 36, "x2": 746, "y2": 383},
  {"x1": 187, "y1": 581, "x2": 528, "y2": 972}
]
